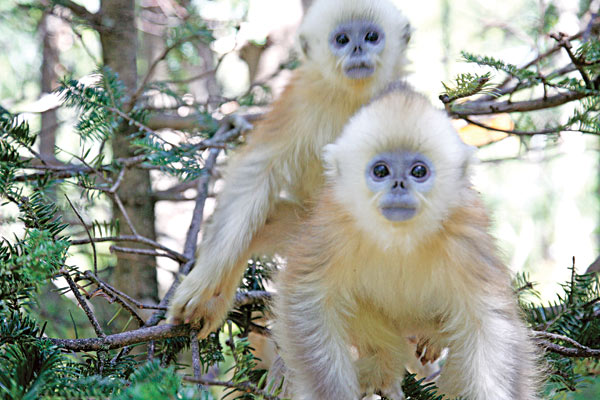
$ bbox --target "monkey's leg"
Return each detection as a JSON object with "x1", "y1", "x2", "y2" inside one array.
[
  {"x1": 277, "y1": 292, "x2": 360, "y2": 400},
  {"x1": 437, "y1": 312, "x2": 538, "y2": 400}
]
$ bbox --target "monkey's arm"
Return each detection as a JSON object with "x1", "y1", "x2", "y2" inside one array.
[{"x1": 168, "y1": 143, "x2": 284, "y2": 335}]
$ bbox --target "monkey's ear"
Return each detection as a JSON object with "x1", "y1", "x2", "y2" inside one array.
[
  {"x1": 322, "y1": 143, "x2": 340, "y2": 176},
  {"x1": 299, "y1": 34, "x2": 310, "y2": 57}
]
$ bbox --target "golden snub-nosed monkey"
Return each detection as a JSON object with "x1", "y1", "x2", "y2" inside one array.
[{"x1": 272, "y1": 84, "x2": 542, "y2": 400}]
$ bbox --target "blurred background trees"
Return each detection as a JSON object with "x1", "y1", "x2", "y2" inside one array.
[{"x1": 0, "y1": 0, "x2": 599, "y2": 398}]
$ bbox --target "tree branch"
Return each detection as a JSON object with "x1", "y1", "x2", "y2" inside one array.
[
  {"x1": 535, "y1": 330, "x2": 600, "y2": 358},
  {"x1": 48, "y1": 323, "x2": 193, "y2": 351},
  {"x1": 450, "y1": 90, "x2": 587, "y2": 116},
  {"x1": 47, "y1": 290, "x2": 271, "y2": 351},
  {"x1": 52, "y1": 0, "x2": 102, "y2": 28}
]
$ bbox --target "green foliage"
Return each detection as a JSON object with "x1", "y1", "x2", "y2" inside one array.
[
  {"x1": 112, "y1": 360, "x2": 202, "y2": 400},
  {"x1": 518, "y1": 266, "x2": 600, "y2": 392},
  {"x1": 401, "y1": 373, "x2": 445, "y2": 400},
  {"x1": 57, "y1": 70, "x2": 124, "y2": 142},
  {"x1": 461, "y1": 51, "x2": 540, "y2": 82},
  {"x1": 440, "y1": 71, "x2": 496, "y2": 101},
  {"x1": 0, "y1": 340, "x2": 67, "y2": 400}
]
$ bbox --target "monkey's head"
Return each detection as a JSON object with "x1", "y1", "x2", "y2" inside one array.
[
  {"x1": 299, "y1": 0, "x2": 411, "y2": 92},
  {"x1": 323, "y1": 84, "x2": 475, "y2": 250}
]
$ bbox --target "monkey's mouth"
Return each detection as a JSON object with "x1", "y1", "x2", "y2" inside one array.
[
  {"x1": 344, "y1": 62, "x2": 375, "y2": 79},
  {"x1": 380, "y1": 206, "x2": 417, "y2": 222}
]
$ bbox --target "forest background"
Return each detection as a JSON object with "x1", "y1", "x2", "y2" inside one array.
[{"x1": 1, "y1": 0, "x2": 600, "y2": 399}]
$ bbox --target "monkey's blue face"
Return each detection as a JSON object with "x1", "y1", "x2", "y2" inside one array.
[
  {"x1": 329, "y1": 20, "x2": 386, "y2": 79},
  {"x1": 365, "y1": 150, "x2": 435, "y2": 222}
]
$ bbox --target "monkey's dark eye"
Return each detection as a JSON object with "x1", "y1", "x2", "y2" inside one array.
[
  {"x1": 410, "y1": 164, "x2": 428, "y2": 179},
  {"x1": 336, "y1": 33, "x2": 350, "y2": 46},
  {"x1": 372, "y1": 163, "x2": 390, "y2": 179},
  {"x1": 365, "y1": 31, "x2": 379, "y2": 42}
]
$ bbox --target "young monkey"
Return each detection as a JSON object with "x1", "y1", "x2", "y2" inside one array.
[
  {"x1": 168, "y1": 0, "x2": 412, "y2": 336},
  {"x1": 273, "y1": 85, "x2": 541, "y2": 400}
]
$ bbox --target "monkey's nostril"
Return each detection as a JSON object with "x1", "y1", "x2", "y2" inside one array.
[{"x1": 400, "y1": 181, "x2": 405, "y2": 189}]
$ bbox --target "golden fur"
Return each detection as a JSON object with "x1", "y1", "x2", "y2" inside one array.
[
  {"x1": 168, "y1": 0, "x2": 412, "y2": 335},
  {"x1": 272, "y1": 87, "x2": 541, "y2": 399}
]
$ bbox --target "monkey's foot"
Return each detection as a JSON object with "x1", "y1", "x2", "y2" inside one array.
[
  {"x1": 379, "y1": 381, "x2": 405, "y2": 400},
  {"x1": 167, "y1": 278, "x2": 236, "y2": 338}
]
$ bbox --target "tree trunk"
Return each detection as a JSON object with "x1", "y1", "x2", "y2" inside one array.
[
  {"x1": 100, "y1": 0, "x2": 158, "y2": 305},
  {"x1": 39, "y1": 12, "x2": 59, "y2": 164}
]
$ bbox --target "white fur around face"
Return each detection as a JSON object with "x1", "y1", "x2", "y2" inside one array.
[
  {"x1": 323, "y1": 88, "x2": 475, "y2": 252},
  {"x1": 298, "y1": 0, "x2": 412, "y2": 94}
]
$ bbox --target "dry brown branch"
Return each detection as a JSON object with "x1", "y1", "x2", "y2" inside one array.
[
  {"x1": 15, "y1": 155, "x2": 147, "y2": 182},
  {"x1": 110, "y1": 244, "x2": 182, "y2": 263},
  {"x1": 450, "y1": 90, "x2": 587, "y2": 116},
  {"x1": 61, "y1": 270, "x2": 105, "y2": 338},
  {"x1": 49, "y1": 323, "x2": 194, "y2": 351},
  {"x1": 83, "y1": 270, "x2": 167, "y2": 310},
  {"x1": 550, "y1": 32, "x2": 593, "y2": 88},
  {"x1": 83, "y1": 272, "x2": 145, "y2": 326},
  {"x1": 71, "y1": 234, "x2": 188, "y2": 264},
  {"x1": 190, "y1": 329, "x2": 202, "y2": 387},
  {"x1": 50, "y1": 0, "x2": 102, "y2": 28},
  {"x1": 48, "y1": 290, "x2": 272, "y2": 351},
  {"x1": 535, "y1": 330, "x2": 600, "y2": 358}
]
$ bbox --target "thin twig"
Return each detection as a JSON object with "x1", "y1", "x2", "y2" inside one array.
[
  {"x1": 535, "y1": 331, "x2": 600, "y2": 358},
  {"x1": 550, "y1": 33, "x2": 593, "y2": 89},
  {"x1": 70, "y1": 234, "x2": 188, "y2": 264},
  {"x1": 130, "y1": 34, "x2": 206, "y2": 109},
  {"x1": 83, "y1": 271, "x2": 145, "y2": 326},
  {"x1": 234, "y1": 290, "x2": 272, "y2": 307},
  {"x1": 461, "y1": 116, "x2": 597, "y2": 136},
  {"x1": 112, "y1": 193, "x2": 138, "y2": 236},
  {"x1": 110, "y1": 245, "x2": 180, "y2": 262},
  {"x1": 65, "y1": 195, "x2": 98, "y2": 274},
  {"x1": 190, "y1": 329, "x2": 203, "y2": 389},
  {"x1": 61, "y1": 270, "x2": 105, "y2": 338},
  {"x1": 82, "y1": 271, "x2": 167, "y2": 310},
  {"x1": 450, "y1": 90, "x2": 587, "y2": 116}
]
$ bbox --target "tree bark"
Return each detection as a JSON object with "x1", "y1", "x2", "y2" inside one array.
[
  {"x1": 100, "y1": 0, "x2": 158, "y2": 304},
  {"x1": 39, "y1": 12, "x2": 60, "y2": 164}
]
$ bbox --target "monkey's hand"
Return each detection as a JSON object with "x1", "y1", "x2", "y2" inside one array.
[{"x1": 167, "y1": 265, "x2": 238, "y2": 337}]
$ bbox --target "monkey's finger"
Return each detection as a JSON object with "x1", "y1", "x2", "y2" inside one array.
[
  {"x1": 421, "y1": 345, "x2": 442, "y2": 365},
  {"x1": 415, "y1": 338, "x2": 429, "y2": 358}
]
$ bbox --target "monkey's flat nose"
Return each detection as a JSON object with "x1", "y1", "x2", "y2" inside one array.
[{"x1": 392, "y1": 181, "x2": 406, "y2": 189}]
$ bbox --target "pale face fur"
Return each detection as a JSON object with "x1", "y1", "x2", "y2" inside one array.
[
  {"x1": 323, "y1": 88, "x2": 474, "y2": 252},
  {"x1": 299, "y1": 0, "x2": 411, "y2": 94}
]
